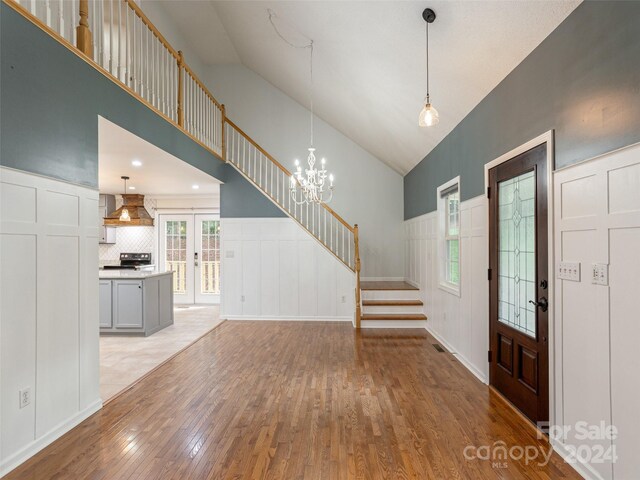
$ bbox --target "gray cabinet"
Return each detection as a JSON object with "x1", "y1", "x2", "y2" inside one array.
[
  {"x1": 99, "y1": 272, "x2": 174, "y2": 336},
  {"x1": 113, "y1": 280, "x2": 143, "y2": 328},
  {"x1": 99, "y1": 194, "x2": 116, "y2": 244},
  {"x1": 99, "y1": 280, "x2": 113, "y2": 328}
]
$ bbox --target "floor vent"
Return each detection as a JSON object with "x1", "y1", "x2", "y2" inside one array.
[{"x1": 432, "y1": 344, "x2": 445, "y2": 353}]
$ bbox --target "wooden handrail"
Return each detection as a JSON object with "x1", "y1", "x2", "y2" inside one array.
[
  {"x1": 224, "y1": 117, "x2": 355, "y2": 234},
  {"x1": 124, "y1": 0, "x2": 180, "y2": 59},
  {"x1": 354, "y1": 224, "x2": 362, "y2": 329}
]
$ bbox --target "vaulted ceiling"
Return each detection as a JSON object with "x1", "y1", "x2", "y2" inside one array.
[{"x1": 159, "y1": 1, "x2": 580, "y2": 174}]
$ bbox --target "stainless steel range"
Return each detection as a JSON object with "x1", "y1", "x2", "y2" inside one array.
[{"x1": 102, "y1": 252, "x2": 155, "y2": 271}]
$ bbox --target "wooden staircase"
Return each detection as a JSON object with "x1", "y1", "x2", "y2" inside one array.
[{"x1": 360, "y1": 282, "x2": 427, "y2": 328}]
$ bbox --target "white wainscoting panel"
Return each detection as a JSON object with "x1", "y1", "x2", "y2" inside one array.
[
  {"x1": 554, "y1": 142, "x2": 640, "y2": 480},
  {"x1": 221, "y1": 218, "x2": 354, "y2": 321},
  {"x1": 0, "y1": 167, "x2": 102, "y2": 476},
  {"x1": 405, "y1": 195, "x2": 489, "y2": 383}
]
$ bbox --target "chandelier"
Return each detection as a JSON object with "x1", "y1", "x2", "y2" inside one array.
[
  {"x1": 290, "y1": 148, "x2": 334, "y2": 205},
  {"x1": 268, "y1": 9, "x2": 335, "y2": 205}
]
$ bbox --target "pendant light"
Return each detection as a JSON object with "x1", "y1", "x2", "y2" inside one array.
[
  {"x1": 119, "y1": 176, "x2": 131, "y2": 222},
  {"x1": 418, "y1": 8, "x2": 439, "y2": 127}
]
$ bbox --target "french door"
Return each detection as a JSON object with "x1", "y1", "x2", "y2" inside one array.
[
  {"x1": 158, "y1": 214, "x2": 220, "y2": 304},
  {"x1": 488, "y1": 143, "x2": 549, "y2": 425}
]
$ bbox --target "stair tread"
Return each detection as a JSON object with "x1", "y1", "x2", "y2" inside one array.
[
  {"x1": 361, "y1": 281, "x2": 418, "y2": 291},
  {"x1": 363, "y1": 300, "x2": 423, "y2": 306},
  {"x1": 361, "y1": 314, "x2": 428, "y2": 321}
]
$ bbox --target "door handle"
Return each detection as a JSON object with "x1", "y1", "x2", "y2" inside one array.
[
  {"x1": 194, "y1": 252, "x2": 199, "y2": 267},
  {"x1": 529, "y1": 297, "x2": 548, "y2": 312}
]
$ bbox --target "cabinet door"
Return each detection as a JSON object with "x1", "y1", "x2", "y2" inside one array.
[
  {"x1": 113, "y1": 280, "x2": 143, "y2": 328},
  {"x1": 99, "y1": 280, "x2": 113, "y2": 328}
]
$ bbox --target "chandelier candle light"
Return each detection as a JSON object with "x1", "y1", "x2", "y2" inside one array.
[
  {"x1": 418, "y1": 8, "x2": 439, "y2": 127},
  {"x1": 268, "y1": 9, "x2": 335, "y2": 205}
]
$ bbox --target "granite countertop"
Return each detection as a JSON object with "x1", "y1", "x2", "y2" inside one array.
[{"x1": 98, "y1": 270, "x2": 174, "y2": 280}]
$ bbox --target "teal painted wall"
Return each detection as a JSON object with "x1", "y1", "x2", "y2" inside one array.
[
  {"x1": 0, "y1": 3, "x2": 283, "y2": 218},
  {"x1": 404, "y1": 1, "x2": 640, "y2": 219},
  {"x1": 220, "y1": 167, "x2": 285, "y2": 218}
]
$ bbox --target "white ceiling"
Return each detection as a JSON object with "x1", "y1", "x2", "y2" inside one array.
[
  {"x1": 160, "y1": 1, "x2": 580, "y2": 174},
  {"x1": 98, "y1": 117, "x2": 221, "y2": 195}
]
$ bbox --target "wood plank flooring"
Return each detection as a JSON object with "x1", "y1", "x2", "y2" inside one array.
[{"x1": 6, "y1": 322, "x2": 581, "y2": 479}]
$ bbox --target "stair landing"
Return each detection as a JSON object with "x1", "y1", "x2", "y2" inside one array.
[{"x1": 361, "y1": 281, "x2": 418, "y2": 291}]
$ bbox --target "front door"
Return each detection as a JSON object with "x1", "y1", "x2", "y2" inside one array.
[
  {"x1": 488, "y1": 143, "x2": 549, "y2": 425},
  {"x1": 158, "y1": 214, "x2": 220, "y2": 304}
]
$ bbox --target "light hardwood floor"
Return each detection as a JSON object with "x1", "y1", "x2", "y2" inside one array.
[
  {"x1": 7, "y1": 322, "x2": 581, "y2": 479},
  {"x1": 100, "y1": 305, "x2": 224, "y2": 402}
]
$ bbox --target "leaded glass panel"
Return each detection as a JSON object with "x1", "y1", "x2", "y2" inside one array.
[{"x1": 497, "y1": 171, "x2": 536, "y2": 337}]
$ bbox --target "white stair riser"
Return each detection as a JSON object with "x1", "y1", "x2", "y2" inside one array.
[
  {"x1": 361, "y1": 320, "x2": 428, "y2": 329},
  {"x1": 362, "y1": 304, "x2": 424, "y2": 314},
  {"x1": 361, "y1": 290, "x2": 421, "y2": 301}
]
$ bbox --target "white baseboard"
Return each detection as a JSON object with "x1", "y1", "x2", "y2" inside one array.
[
  {"x1": 221, "y1": 315, "x2": 352, "y2": 322},
  {"x1": 551, "y1": 439, "x2": 602, "y2": 480},
  {"x1": 425, "y1": 324, "x2": 488, "y2": 385},
  {"x1": 0, "y1": 399, "x2": 102, "y2": 477},
  {"x1": 360, "y1": 276, "x2": 405, "y2": 282}
]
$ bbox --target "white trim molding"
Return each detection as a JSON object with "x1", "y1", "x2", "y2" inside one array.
[
  {"x1": 483, "y1": 130, "x2": 556, "y2": 431},
  {"x1": 437, "y1": 176, "x2": 462, "y2": 297}
]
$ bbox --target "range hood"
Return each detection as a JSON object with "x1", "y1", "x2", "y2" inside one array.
[{"x1": 104, "y1": 194, "x2": 154, "y2": 227}]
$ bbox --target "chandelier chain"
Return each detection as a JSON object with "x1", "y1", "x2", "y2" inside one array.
[{"x1": 268, "y1": 9, "x2": 314, "y2": 146}]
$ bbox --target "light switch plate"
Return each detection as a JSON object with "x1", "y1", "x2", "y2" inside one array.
[
  {"x1": 557, "y1": 262, "x2": 581, "y2": 282},
  {"x1": 592, "y1": 263, "x2": 609, "y2": 286},
  {"x1": 225, "y1": 250, "x2": 235, "y2": 258}
]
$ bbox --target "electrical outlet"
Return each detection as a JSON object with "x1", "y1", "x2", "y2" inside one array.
[
  {"x1": 341, "y1": 295, "x2": 346, "y2": 303},
  {"x1": 592, "y1": 263, "x2": 609, "y2": 286},
  {"x1": 225, "y1": 250, "x2": 234, "y2": 258},
  {"x1": 557, "y1": 262, "x2": 581, "y2": 282},
  {"x1": 19, "y1": 388, "x2": 31, "y2": 409},
  {"x1": 240, "y1": 295, "x2": 245, "y2": 302}
]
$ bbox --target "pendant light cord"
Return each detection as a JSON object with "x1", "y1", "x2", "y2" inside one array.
[
  {"x1": 425, "y1": 20, "x2": 430, "y2": 102},
  {"x1": 268, "y1": 9, "x2": 314, "y2": 147}
]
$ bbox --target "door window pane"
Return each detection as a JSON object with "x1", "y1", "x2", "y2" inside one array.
[
  {"x1": 166, "y1": 220, "x2": 187, "y2": 294},
  {"x1": 200, "y1": 220, "x2": 220, "y2": 295},
  {"x1": 498, "y1": 171, "x2": 536, "y2": 337}
]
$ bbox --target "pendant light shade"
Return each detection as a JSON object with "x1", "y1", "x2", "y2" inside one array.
[
  {"x1": 419, "y1": 8, "x2": 438, "y2": 127},
  {"x1": 119, "y1": 208, "x2": 131, "y2": 222},
  {"x1": 418, "y1": 101, "x2": 439, "y2": 127}
]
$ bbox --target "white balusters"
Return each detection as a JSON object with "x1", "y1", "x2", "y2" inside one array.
[{"x1": 223, "y1": 122, "x2": 355, "y2": 270}]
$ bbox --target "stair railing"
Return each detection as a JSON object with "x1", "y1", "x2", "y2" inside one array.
[
  {"x1": 6, "y1": 0, "x2": 363, "y2": 328},
  {"x1": 8, "y1": 0, "x2": 223, "y2": 157}
]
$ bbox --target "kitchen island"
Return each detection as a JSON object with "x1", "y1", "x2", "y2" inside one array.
[{"x1": 99, "y1": 270, "x2": 174, "y2": 336}]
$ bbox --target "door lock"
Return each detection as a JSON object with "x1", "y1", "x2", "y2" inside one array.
[
  {"x1": 529, "y1": 297, "x2": 548, "y2": 312},
  {"x1": 194, "y1": 252, "x2": 199, "y2": 267}
]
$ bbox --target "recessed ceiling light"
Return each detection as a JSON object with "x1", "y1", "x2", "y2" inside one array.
[
  {"x1": 131, "y1": 160, "x2": 143, "y2": 167},
  {"x1": 192, "y1": 184, "x2": 200, "y2": 190},
  {"x1": 129, "y1": 186, "x2": 136, "y2": 190}
]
